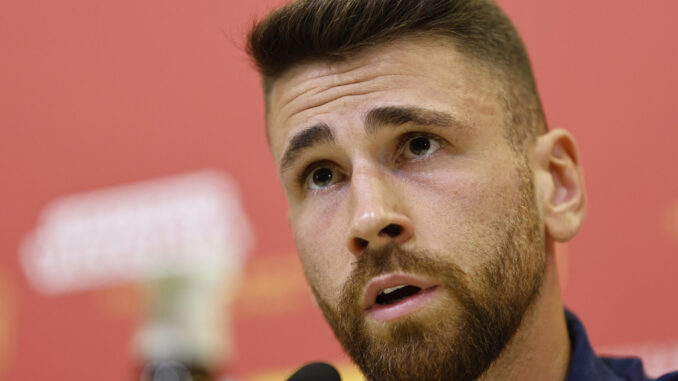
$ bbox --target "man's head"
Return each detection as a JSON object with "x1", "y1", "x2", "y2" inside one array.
[{"x1": 247, "y1": 1, "x2": 586, "y2": 380}]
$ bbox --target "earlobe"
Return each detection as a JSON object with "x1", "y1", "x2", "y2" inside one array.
[{"x1": 533, "y1": 129, "x2": 587, "y2": 242}]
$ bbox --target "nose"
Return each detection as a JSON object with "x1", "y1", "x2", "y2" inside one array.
[{"x1": 346, "y1": 171, "x2": 414, "y2": 256}]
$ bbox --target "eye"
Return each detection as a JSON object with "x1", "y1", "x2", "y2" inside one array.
[
  {"x1": 400, "y1": 134, "x2": 442, "y2": 160},
  {"x1": 300, "y1": 162, "x2": 344, "y2": 191},
  {"x1": 311, "y1": 167, "x2": 334, "y2": 188}
]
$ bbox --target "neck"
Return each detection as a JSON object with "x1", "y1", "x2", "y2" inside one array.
[{"x1": 479, "y1": 251, "x2": 571, "y2": 381}]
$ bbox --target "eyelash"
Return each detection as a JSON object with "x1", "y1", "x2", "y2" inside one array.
[
  {"x1": 394, "y1": 131, "x2": 444, "y2": 160},
  {"x1": 296, "y1": 159, "x2": 334, "y2": 189},
  {"x1": 295, "y1": 132, "x2": 444, "y2": 189}
]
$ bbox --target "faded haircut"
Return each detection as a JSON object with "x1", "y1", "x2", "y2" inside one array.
[{"x1": 246, "y1": 0, "x2": 548, "y2": 148}]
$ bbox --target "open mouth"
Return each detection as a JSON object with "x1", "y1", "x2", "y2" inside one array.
[
  {"x1": 363, "y1": 275, "x2": 440, "y2": 321},
  {"x1": 375, "y1": 285, "x2": 423, "y2": 305}
]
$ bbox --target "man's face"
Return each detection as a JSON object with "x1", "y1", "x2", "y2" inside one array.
[{"x1": 267, "y1": 37, "x2": 547, "y2": 380}]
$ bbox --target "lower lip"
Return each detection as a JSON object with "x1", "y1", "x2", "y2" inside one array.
[{"x1": 365, "y1": 286, "x2": 440, "y2": 322}]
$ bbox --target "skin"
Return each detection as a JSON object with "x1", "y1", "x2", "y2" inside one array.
[{"x1": 266, "y1": 36, "x2": 587, "y2": 380}]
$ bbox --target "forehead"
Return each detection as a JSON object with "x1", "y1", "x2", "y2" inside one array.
[{"x1": 266, "y1": 36, "x2": 502, "y2": 163}]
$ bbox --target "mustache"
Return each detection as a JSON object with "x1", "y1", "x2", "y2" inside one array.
[{"x1": 339, "y1": 244, "x2": 468, "y2": 310}]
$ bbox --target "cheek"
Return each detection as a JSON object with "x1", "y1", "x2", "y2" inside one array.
[
  {"x1": 414, "y1": 164, "x2": 514, "y2": 221},
  {"x1": 290, "y1": 194, "x2": 352, "y2": 302},
  {"x1": 409, "y1": 161, "x2": 521, "y2": 265}
]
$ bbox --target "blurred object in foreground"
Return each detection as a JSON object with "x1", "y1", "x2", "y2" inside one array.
[
  {"x1": 20, "y1": 170, "x2": 251, "y2": 293},
  {"x1": 19, "y1": 170, "x2": 253, "y2": 379},
  {"x1": 139, "y1": 360, "x2": 212, "y2": 381}
]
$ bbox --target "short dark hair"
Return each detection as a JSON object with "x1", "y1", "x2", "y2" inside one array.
[{"x1": 247, "y1": 0, "x2": 547, "y2": 147}]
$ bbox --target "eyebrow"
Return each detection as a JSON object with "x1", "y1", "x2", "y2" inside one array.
[
  {"x1": 280, "y1": 123, "x2": 334, "y2": 172},
  {"x1": 279, "y1": 106, "x2": 455, "y2": 174},
  {"x1": 365, "y1": 106, "x2": 455, "y2": 133}
]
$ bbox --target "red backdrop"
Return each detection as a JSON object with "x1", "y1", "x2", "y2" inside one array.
[{"x1": 1, "y1": 1, "x2": 677, "y2": 380}]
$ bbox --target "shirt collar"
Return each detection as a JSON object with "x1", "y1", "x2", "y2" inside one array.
[{"x1": 565, "y1": 309, "x2": 628, "y2": 381}]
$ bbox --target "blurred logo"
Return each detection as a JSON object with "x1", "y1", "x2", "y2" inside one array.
[
  {"x1": 663, "y1": 202, "x2": 678, "y2": 242},
  {"x1": 0, "y1": 271, "x2": 15, "y2": 378},
  {"x1": 19, "y1": 170, "x2": 252, "y2": 294}
]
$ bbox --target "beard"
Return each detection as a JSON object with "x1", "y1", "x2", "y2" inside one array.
[{"x1": 311, "y1": 164, "x2": 546, "y2": 381}]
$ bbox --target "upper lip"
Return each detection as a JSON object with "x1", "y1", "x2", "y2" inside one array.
[{"x1": 362, "y1": 273, "x2": 438, "y2": 310}]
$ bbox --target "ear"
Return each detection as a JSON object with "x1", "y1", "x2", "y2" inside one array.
[{"x1": 532, "y1": 129, "x2": 587, "y2": 242}]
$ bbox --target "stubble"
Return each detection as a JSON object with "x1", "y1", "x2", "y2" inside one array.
[{"x1": 312, "y1": 162, "x2": 545, "y2": 381}]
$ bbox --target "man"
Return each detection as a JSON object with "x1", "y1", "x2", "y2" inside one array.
[{"x1": 246, "y1": 0, "x2": 678, "y2": 380}]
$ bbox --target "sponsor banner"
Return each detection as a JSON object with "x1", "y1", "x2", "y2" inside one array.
[{"x1": 20, "y1": 170, "x2": 252, "y2": 294}]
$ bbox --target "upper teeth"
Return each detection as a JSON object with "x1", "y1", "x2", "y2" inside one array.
[{"x1": 380, "y1": 285, "x2": 407, "y2": 295}]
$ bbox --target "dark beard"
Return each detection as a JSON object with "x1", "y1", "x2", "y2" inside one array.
[{"x1": 312, "y1": 166, "x2": 545, "y2": 381}]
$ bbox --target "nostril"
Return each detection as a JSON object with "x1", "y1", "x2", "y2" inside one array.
[
  {"x1": 380, "y1": 224, "x2": 403, "y2": 238},
  {"x1": 354, "y1": 237, "x2": 369, "y2": 250}
]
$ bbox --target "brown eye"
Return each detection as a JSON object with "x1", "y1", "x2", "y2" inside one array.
[
  {"x1": 299, "y1": 161, "x2": 345, "y2": 192},
  {"x1": 402, "y1": 135, "x2": 441, "y2": 160},
  {"x1": 409, "y1": 137, "x2": 431, "y2": 156},
  {"x1": 312, "y1": 167, "x2": 333, "y2": 187},
  {"x1": 306, "y1": 165, "x2": 342, "y2": 190}
]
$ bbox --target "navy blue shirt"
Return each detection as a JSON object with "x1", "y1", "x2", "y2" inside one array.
[{"x1": 566, "y1": 309, "x2": 678, "y2": 381}]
